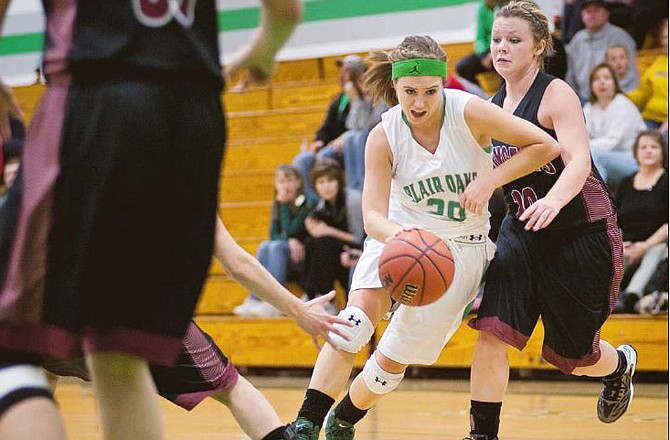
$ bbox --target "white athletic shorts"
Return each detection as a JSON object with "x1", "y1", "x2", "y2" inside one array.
[{"x1": 350, "y1": 233, "x2": 495, "y2": 365}]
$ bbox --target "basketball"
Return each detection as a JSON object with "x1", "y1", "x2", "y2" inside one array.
[{"x1": 378, "y1": 228, "x2": 455, "y2": 307}]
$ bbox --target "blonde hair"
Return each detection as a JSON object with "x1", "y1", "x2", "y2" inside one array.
[
  {"x1": 605, "y1": 44, "x2": 630, "y2": 58},
  {"x1": 496, "y1": 1, "x2": 553, "y2": 69},
  {"x1": 365, "y1": 35, "x2": 447, "y2": 106}
]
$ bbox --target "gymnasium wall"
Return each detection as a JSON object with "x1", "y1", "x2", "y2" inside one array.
[{"x1": 0, "y1": 0, "x2": 558, "y2": 86}]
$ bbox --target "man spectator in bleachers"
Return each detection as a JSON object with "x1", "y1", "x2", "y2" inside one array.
[
  {"x1": 292, "y1": 55, "x2": 366, "y2": 194},
  {"x1": 565, "y1": 0, "x2": 638, "y2": 101}
]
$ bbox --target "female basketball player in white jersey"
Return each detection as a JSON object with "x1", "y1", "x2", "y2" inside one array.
[{"x1": 288, "y1": 35, "x2": 560, "y2": 439}]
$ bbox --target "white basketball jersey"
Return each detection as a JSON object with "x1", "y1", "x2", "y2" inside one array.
[{"x1": 381, "y1": 88, "x2": 492, "y2": 238}]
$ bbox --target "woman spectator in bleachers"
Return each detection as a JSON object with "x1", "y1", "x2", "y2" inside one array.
[
  {"x1": 614, "y1": 130, "x2": 668, "y2": 313},
  {"x1": 300, "y1": 158, "x2": 364, "y2": 314},
  {"x1": 340, "y1": 67, "x2": 390, "y2": 192},
  {"x1": 627, "y1": 19, "x2": 668, "y2": 141},
  {"x1": 605, "y1": 44, "x2": 638, "y2": 92},
  {"x1": 234, "y1": 164, "x2": 318, "y2": 317},
  {"x1": 292, "y1": 55, "x2": 366, "y2": 194},
  {"x1": 583, "y1": 62, "x2": 645, "y2": 187}
]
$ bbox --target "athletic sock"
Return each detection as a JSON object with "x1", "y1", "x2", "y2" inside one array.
[
  {"x1": 297, "y1": 388, "x2": 336, "y2": 427},
  {"x1": 261, "y1": 426, "x2": 286, "y2": 440},
  {"x1": 333, "y1": 393, "x2": 368, "y2": 425},
  {"x1": 604, "y1": 349, "x2": 626, "y2": 380},
  {"x1": 469, "y1": 400, "x2": 502, "y2": 438}
]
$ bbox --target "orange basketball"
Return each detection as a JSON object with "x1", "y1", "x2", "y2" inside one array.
[{"x1": 378, "y1": 228, "x2": 455, "y2": 307}]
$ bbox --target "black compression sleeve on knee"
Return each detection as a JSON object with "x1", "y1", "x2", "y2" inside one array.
[{"x1": 297, "y1": 388, "x2": 335, "y2": 427}]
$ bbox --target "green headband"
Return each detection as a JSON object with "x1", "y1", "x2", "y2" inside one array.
[{"x1": 391, "y1": 58, "x2": 447, "y2": 79}]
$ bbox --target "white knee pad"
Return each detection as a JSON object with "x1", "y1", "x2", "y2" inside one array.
[
  {"x1": 361, "y1": 355, "x2": 405, "y2": 395},
  {"x1": 328, "y1": 306, "x2": 374, "y2": 354},
  {"x1": 0, "y1": 364, "x2": 53, "y2": 416}
]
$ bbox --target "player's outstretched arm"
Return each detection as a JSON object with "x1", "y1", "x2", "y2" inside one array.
[
  {"x1": 223, "y1": 0, "x2": 302, "y2": 86},
  {"x1": 212, "y1": 216, "x2": 350, "y2": 348}
]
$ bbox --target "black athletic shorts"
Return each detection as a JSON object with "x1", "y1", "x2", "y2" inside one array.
[
  {"x1": 469, "y1": 215, "x2": 623, "y2": 373},
  {"x1": 43, "y1": 79, "x2": 226, "y2": 365}
]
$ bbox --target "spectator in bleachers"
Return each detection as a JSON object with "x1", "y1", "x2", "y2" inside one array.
[
  {"x1": 565, "y1": 0, "x2": 638, "y2": 101},
  {"x1": 292, "y1": 55, "x2": 366, "y2": 194},
  {"x1": 456, "y1": 0, "x2": 503, "y2": 87},
  {"x1": 0, "y1": 152, "x2": 20, "y2": 208},
  {"x1": 1, "y1": 113, "x2": 25, "y2": 158},
  {"x1": 300, "y1": 158, "x2": 364, "y2": 314},
  {"x1": 234, "y1": 164, "x2": 318, "y2": 317},
  {"x1": 614, "y1": 130, "x2": 668, "y2": 313},
  {"x1": 340, "y1": 66, "x2": 390, "y2": 192},
  {"x1": 627, "y1": 19, "x2": 668, "y2": 140},
  {"x1": 605, "y1": 44, "x2": 639, "y2": 92},
  {"x1": 583, "y1": 62, "x2": 645, "y2": 187}
]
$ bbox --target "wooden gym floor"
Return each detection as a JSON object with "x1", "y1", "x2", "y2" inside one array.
[{"x1": 56, "y1": 375, "x2": 667, "y2": 440}]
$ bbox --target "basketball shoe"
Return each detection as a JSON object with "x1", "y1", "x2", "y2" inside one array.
[
  {"x1": 289, "y1": 417, "x2": 320, "y2": 440},
  {"x1": 325, "y1": 411, "x2": 355, "y2": 439},
  {"x1": 597, "y1": 344, "x2": 637, "y2": 423}
]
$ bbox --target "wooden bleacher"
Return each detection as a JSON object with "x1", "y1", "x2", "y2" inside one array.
[{"x1": 11, "y1": 45, "x2": 668, "y2": 372}]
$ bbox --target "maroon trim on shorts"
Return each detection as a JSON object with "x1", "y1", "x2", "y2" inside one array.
[
  {"x1": 0, "y1": 323, "x2": 79, "y2": 360},
  {"x1": 82, "y1": 327, "x2": 183, "y2": 367},
  {"x1": 542, "y1": 339, "x2": 602, "y2": 374},
  {"x1": 173, "y1": 366, "x2": 239, "y2": 411},
  {"x1": 171, "y1": 322, "x2": 240, "y2": 410},
  {"x1": 467, "y1": 316, "x2": 529, "y2": 351}
]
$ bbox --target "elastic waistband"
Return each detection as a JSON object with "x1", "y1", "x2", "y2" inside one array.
[{"x1": 451, "y1": 234, "x2": 487, "y2": 244}]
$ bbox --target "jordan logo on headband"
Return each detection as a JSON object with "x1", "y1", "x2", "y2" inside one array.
[{"x1": 409, "y1": 64, "x2": 421, "y2": 74}]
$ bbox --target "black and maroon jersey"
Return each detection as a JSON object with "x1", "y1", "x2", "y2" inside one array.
[
  {"x1": 491, "y1": 72, "x2": 615, "y2": 233},
  {"x1": 42, "y1": 0, "x2": 222, "y2": 88}
]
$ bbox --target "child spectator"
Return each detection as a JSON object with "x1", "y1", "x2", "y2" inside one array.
[
  {"x1": 583, "y1": 62, "x2": 645, "y2": 187},
  {"x1": 234, "y1": 164, "x2": 318, "y2": 317},
  {"x1": 627, "y1": 19, "x2": 668, "y2": 140},
  {"x1": 0, "y1": 152, "x2": 20, "y2": 209},
  {"x1": 605, "y1": 44, "x2": 639, "y2": 92},
  {"x1": 300, "y1": 158, "x2": 364, "y2": 313},
  {"x1": 614, "y1": 130, "x2": 668, "y2": 313}
]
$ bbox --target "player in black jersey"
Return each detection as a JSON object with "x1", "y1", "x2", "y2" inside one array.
[
  {"x1": 463, "y1": 2, "x2": 637, "y2": 440},
  {"x1": 0, "y1": 0, "x2": 302, "y2": 439}
]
